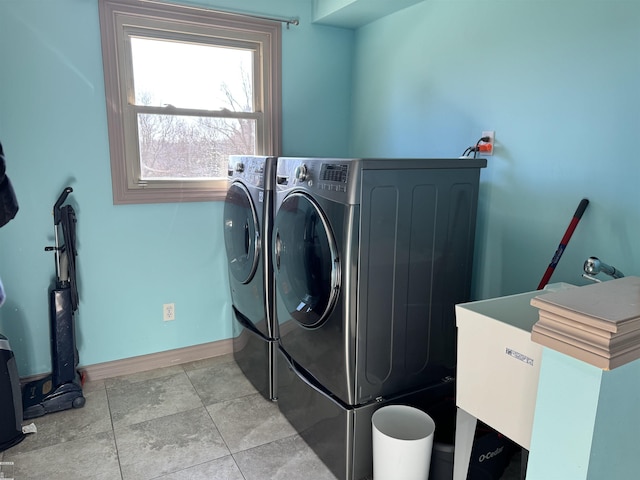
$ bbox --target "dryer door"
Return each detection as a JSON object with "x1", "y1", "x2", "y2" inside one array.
[
  {"x1": 223, "y1": 182, "x2": 260, "y2": 284},
  {"x1": 273, "y1": 192, "x2": 340, "y2": 328}
]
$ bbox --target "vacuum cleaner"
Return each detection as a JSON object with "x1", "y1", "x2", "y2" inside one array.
[{"x1": 22, "y1": 187, "x2": 85, "y2": 419}]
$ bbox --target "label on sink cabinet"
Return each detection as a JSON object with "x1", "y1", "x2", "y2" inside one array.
[{"x1": 505, "y1": 348, "x2": 534, "y2": 366}]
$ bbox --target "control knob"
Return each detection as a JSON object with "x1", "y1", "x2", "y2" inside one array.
[
  {"x1": 235, "y1": 162, "x2": 245, "y2": 173},
  {"x1": 294, "y1": 164, "x2": 308, "y2": 182}
]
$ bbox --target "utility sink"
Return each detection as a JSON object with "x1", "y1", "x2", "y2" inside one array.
[{"x1": 455, "y1": 283, "x2": 575, "y2": 449}]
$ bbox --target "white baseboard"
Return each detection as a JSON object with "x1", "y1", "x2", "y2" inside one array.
[{"x1": 80, "y1": 339, "x2": 233, "y2": 382}]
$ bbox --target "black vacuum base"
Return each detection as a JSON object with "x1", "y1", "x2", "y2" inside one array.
[{"x1": 22, "y1": 375, "x2": 85, "y2": 420}]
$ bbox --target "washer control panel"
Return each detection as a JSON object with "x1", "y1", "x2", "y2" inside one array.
[{"x1": 229, "y1": 155, "x2": 269, "y2": 188}]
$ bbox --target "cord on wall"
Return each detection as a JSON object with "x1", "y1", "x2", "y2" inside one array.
[{"x1": 460, "y1": 134, "x2": 494, "y2": 158}]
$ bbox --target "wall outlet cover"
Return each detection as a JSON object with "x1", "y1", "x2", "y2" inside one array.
[{"x1": 163, "y1": 303, "x2": 175, "y2": 321}]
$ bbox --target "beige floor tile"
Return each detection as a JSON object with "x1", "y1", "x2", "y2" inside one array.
[
  {"x1": 153, "y1": 455, "x2": 245, "y2": 480},
  {"x1": 4, "y1": 430, "x2": 120, "y2": 480},
  {"x1": 207, "y1": 392, "x2": 297, "y2": 453},
  {"x1": 186, "y1": 360, "x2": 257, "y2": 405},
  {"x1": 12, "y1": 385, "x2": 111, "y2": 455},
  {"x1": 0, "y1": 355, "x2": 524, "y2": 479},
  {"x1": 108, "y1": 372, "x2": 202, "y2": 429},
  {"x1": 115, "y1": 407, "x2": 229, "y2": 480}
]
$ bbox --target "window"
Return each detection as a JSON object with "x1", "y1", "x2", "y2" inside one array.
[{"x1": 99, "y1": 0, "x2": 282, "y2": 204}]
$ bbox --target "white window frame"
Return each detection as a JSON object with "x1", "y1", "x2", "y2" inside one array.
[{"x1": 99, "y1": 0, "x2": 282, "y2": 204}]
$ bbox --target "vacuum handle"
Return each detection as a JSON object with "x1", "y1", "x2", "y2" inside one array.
[{"x1": 53, "y1": 187, "x2": 73, "y2": 224}]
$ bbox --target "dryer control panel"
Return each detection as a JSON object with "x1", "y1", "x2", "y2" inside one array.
[
  {"x1": 317, "y1": 163, "x2": 349, "y2": 194},
  {"x1": 319, "y1": 163, "x2": 349, "y2": 184},
  {"x1": 275, "y1": 157, "x2": 359, "y2": 204}
]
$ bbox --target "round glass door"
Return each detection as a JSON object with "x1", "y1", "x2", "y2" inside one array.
[
  {"x1": 223, "y1": 182, "x2": 260, "y2": 284},
  {"x1": 273, "y1": 192, "x2": 340, "y2": 328}
]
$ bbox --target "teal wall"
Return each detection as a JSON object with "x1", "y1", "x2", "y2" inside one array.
[
  {"x1": 3, "y1": 0, "x2": 639, "y2": 378},
  {"x1": 0, "y1": 0, "x2": 354, "y2": 376},
  {"x1": 349, "y1": 1, "x2": 640, "y2": 470},
  {"x1": 350, "y1": 1, "x2": 640, "y2": 300}
]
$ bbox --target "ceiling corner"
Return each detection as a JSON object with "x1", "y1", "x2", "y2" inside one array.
[{"x1": 312, "y1": 0, "x2": 425, "y2": 29}]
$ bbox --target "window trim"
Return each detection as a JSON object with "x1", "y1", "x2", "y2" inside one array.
[{"x1": 99, "y1": 0, "x2": 282, "y2": 204}]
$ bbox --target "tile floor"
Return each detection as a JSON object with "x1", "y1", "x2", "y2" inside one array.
[{"x1": 1, "y1": 353, "x2": 522, "y2": 480}]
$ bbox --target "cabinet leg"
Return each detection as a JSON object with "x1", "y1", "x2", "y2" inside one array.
[{"x1": 453, "y1": 407, "x2": 477, "y2": 480}]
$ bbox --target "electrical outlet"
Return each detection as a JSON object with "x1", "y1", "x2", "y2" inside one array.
[
  {"x1": 480, "y1": 130, "x2": 495, "y2": 155},
  {"x1": 163, "y1": 303, "x2": 175, "y2": 321}
]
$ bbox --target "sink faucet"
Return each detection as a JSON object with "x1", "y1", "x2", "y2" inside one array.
[{"x1": 582, "y1": 256, "x2": 624, "y2": 283}]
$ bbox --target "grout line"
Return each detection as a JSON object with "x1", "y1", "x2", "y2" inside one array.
[{"x1": 104, "y1": 380, "x2": 125, "y2": 480}]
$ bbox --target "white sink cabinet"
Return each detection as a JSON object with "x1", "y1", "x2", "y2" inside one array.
[{"x1": 452, "y1": 284, "x2": 575, "y2": 480}]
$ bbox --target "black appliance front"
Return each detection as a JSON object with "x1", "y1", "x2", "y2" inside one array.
[
  {"x1": 273, "y1": 190, "x2": 352, "y2": 400},
  {"x1": 223, "y1": 181, "x2": 270, "y2": 337},
  {"x1": 232, "y1": 307, "x2": 277, "y2": 400},
  {"x1": 272, "y1": 191, "x2": 340, "y2": 329},
  {"x1": 277, "y1": 347, "x2": 453, "y2": 480},
  {"x1": 274, "y1": 166, "x2": 482, "y2": 406},
  {"x1": 224, "y1": 156, "x2": 278, "y2": 401}
]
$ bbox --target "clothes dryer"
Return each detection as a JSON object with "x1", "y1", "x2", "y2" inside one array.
[
  {"x1": 274, "y1": 157, "x2": 486, "y2": 405},
  {"x1": 223, "y1": 155, "x2": 277, "y2": 401},
  {"x1": 273, "y1": 157, "x2": 486, "y2": 479}
]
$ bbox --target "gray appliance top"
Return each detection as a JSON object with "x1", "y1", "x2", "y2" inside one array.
[
  {"x1": 228, "y1": 155, "x2": 277, "y2": 190},
  {"x1": 275, "y1": 157, "x2": 487, "y2": 204}
]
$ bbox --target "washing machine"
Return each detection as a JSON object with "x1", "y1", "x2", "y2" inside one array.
[
  {"x1": 272, "y1": 157, "x2": 486, "y2": 479},
  {"x1": 223, "y1": 155, "x2": 277, "y2": 401}
]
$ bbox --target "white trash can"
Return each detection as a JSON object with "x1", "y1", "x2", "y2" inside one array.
[{"x1": 372, "y1": 405, "x2": 436, "y2": 480}]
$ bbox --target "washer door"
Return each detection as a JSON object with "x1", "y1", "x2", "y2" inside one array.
[
  {"x1": 273, "y1": 192, "x2": 340, "y2": 328},
  {"x1": 223, "y1": 182, "x2": 260, "y2": 284}
]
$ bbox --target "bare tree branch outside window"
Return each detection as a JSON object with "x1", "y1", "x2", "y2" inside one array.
[{"x1": 135, "y1": 49, "x2": 256, "y2": 180}]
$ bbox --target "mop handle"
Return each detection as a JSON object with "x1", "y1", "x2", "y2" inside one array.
[{"x1": 537, "y1": 198, "x2": 589, "y2": 290}]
